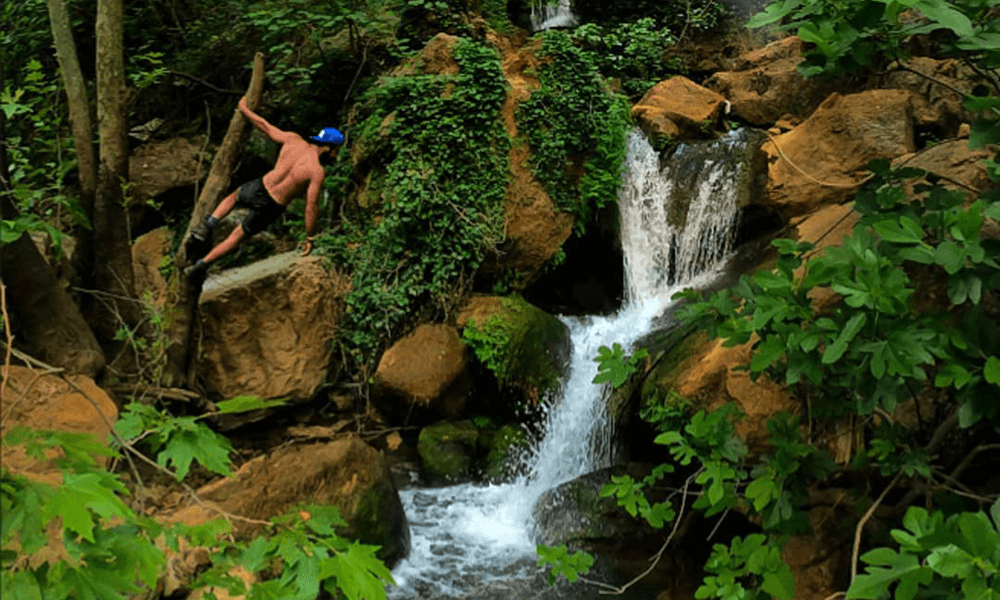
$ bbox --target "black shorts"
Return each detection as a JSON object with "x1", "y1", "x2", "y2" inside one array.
[{"x1": 236, "y1": 178, "x2": 285, "y2": 236}]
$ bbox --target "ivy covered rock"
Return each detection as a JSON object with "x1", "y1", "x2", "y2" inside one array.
[
  {"x1": 416, "y1": 420, "x2": 481, "y2": 484},
  {"x1": 374, "y1": 323, "x2": 471, "y2": 422},
  {"x1": 457, "y1": 295, "x2": 571, "y2": 404}
]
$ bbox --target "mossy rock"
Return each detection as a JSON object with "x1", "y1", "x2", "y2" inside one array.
[
  {"x1": 458, "y1": 295, "x2": 572, "y2": 403},
  {"x1": 483, "y1": 423, "x2": 530, "y2": 482},
  {"x1": 417, "y1": 420, "x2": 481, "y2": 483}
]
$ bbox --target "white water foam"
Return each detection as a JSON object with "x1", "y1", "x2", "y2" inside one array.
[
  {"x1": 388, "y1": 129, "x2": 747, "y2": 598},
  {"x1": 531, "y1": 0, "x2": 578, "y2": 31}
]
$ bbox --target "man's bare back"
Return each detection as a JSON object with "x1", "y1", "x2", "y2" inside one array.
[{"x1": 262, "y1": 138, "x2": 326, "y2": 207}]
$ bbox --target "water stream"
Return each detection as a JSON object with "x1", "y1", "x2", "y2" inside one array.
[{"x1": 387, "y1": 128, "x2": 753, "y2": 599}]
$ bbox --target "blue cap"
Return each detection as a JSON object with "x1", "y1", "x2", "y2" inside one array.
[{"x1": 310, "y1": 127, "x2": 344, "y2": 145}]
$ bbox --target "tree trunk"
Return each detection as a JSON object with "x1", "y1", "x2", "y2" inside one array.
[
  {"x1": 0, "y1": 61, "x2": 105, "y2": 378},
  {"x1": 93, "y1": 0, "x2": 142, "y2": 347},
  {"x1": 161, "y1": 52, "x2": 265, "y2": 388},
  {"x1": 46, "y1": 0, "x2": 97, "y2": 280}
]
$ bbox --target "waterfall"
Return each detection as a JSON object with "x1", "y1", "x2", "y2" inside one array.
[
  {"x1": 530, "y1": 0, "x2": 578, "y2": 31},
  {"x1": 388, "y1": 128, "x2": 752, "y2": 598}
]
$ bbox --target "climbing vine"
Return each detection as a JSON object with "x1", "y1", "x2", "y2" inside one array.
[
  {"x1": 321, "y1": 38, "x2": 510, "y2": 356},
  {"x1": 516, "y1": 30, "x2": 632, "y2": 235}
]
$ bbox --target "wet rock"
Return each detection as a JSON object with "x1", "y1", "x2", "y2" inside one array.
[
  {"x1": 417, "y1": 420, "x2": 481, "y2": 484},
  {"x1": 482, "y1": 423, "x2": 530, "y2": 482},
  {"x1": 170, "y1": 437, "x2": 410, "y2": 566},
  {"x1": 129, "y1": 137, "x2": 207, "y2": 203},
  {"x1": 457, "y1": 295, "x2": 572, "y2": 406},
  {"x1": 532, "y1": 466, "x2": 698, "y2": 596},
  {"x1": 0, "y1": 366, "x2": 119, "y2": 477},
  {"x1": 196, "y1": 252, "x2": 350, "y2": 423},
  {"x1": 132, "y1": 226, "x2": 172, "y2": 307},
  {"x1": 632, "y1": 76, "x2": 728, "y2": 141},
  {"x1": 762, "y1": 89, "x2": 918, "y2": 218},
  {"x1": 704, "y1": 36, "x2": 846, "y2": 127},
  {"x1": 375, "y1": 324, "x2": 471, "y2": 422}
]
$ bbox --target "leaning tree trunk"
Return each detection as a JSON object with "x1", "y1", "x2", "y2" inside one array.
[
  {"x1": 0, "y1": 59, "x2": 105, "y2": 378},
  {"x1": 46, "y1": 0, "x2": 97, "y2": 281},
  {"x1": 161, "y1": 52, "x2": 265, "y2": 388},
  {"x1": 92, "y1": 0, "x2": 143, "y2": 349}
]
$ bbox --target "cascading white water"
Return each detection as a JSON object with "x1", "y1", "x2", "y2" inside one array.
[
  {"x1": 388, "y1": 128, "x2": 750, "y2": 598},
  {"x1": 530, "y1": 0, "x2": 578, "y2": 31}
]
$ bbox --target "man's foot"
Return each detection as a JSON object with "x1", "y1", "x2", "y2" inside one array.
[{"x1": 184, "y1": 258, "x2": 209, "y2": 280}]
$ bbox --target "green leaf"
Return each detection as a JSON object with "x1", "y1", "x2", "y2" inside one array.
[
  {"x1": 935, "y1": 240, "x2": 965, "y2": 274},
  {"x1": 847, "y1": 550, "x2": 922, "y2": 599},
  {"x1": 761, "y1": 564, "x2": 796, "y2": 600},
  {"x1": 822, "y1": 312, "x2": 867, "y2": 364},
  {"x1": 914, "y1": 0, "x2": 975, "y2": 37},
  {"x1": 985, "y1": 356, "x2": 1000, "y2": 385},
  {"x1": 926, "y1": 544, "x2": 974, "y2": 578},
  {"x1": 214, "y1": 396, "x2": 288, "y2": 415}
]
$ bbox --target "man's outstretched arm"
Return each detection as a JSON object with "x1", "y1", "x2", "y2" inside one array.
[
  {"x1": 238, "y1": 97, "x2": 296, "y2": 144},
  {"x1": 300, "y1": 175, "x2": 323, "y2": 256}
]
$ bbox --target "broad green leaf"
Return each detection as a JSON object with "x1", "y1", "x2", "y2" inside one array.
[
  {"x1": 761, "y1": 564, "x2": 796, "y2": 600},
  {"x1": 926, "y1": 543, "x2": 974, "y2": 578},
  {"x1": 985, "y1": 356, "x2": 1000, "y2": 385},
  {"x1": 823, "y1": 312, "x2": 867, "y2": 364},
  {"x1": 914, "y1": 0, "x2": 975, "y2": 37},
  {"x1": 934, "y1": 240, "x2": 965, "y2": 274},
  {"x1": 847, "y1": 550, "x2": 921, "y2": 599}
]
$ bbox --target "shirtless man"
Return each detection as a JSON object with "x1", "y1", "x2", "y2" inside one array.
[{"x1": 184, "y1": 97, "x2": 343, "y2": 278}]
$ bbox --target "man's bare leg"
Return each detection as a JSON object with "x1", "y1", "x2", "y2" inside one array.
[
  {"x1": 211, "y1": 190, "x2": 240, "y2": 220},
  {"x1": 203, "y1": 225, "x2": 247, "y2": 264},
  {"x1": 185, "y1": 225, "x2": 247, "y2": 279}
]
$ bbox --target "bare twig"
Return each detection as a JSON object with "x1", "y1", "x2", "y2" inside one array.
[
  {"x1": 852, "y1": 472, "x2": 903, "y2": 583},
  {"x1": 169, "y1": 69, "x2": 244, "y2": 95},
  {"x1": 593, "y1": 470, "x2": 698, "y2": 595}
]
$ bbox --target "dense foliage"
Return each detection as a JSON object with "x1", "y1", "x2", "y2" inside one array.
[
  {"x1": 321, "y1": 38, "x2": 510, "y2": 355},
  {"x1": 517, "y1": 30, "x2": 632, "y2": 234},
  {"x1": 1, "y1": 397, "x2": 393, "y2": 600}
]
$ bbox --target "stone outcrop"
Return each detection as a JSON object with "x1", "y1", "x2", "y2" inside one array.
[
  {"x1": 763, "y1": 89, "x2": 919, "y2": 218},
  {"x1": 197, "y1": 252, "x2": 350, "y2": 408},
  {"x1": 457, "y1": 295, "x2": 572, "y2": 404},
  {"x1": 0, "y1": 366, "x2": 119, "y2": 477},
  {"x1": 880, "y1": 57, "x2": 978, "y2": 138},
  {"x1": 632, "y1": 76, "x2": 728, "y2": 141},
  {"x1": 704, "y1": 36, "x2": 845, "y2": 127},
  {"x1": 416, "y1": 420, "x2": 481, "y2": 483},
  {"x1": 132, "y1": 226, "x2": 172, "y2": 307},
  {"x1": 169, "y1": 437, "x2": 409, "y2": 566},
  {"x1": 129, "y1": 137, "x2": 207, "y2": 203},
  {"x1": 374, "y1": 323, "x2": 470, "y2": 421}
]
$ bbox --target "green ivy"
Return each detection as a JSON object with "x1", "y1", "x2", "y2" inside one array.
[
  {"x1": 516, "y1": 30, "x2": 632, "y2": 235},
  {"x1": 327, "y1": 38, "x2": 510, "y2": 356}
]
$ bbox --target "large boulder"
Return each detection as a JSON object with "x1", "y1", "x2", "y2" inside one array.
[
  {"x1": 703, "y1": 36, "x2": 846, "y2": 127},
  {"x1": 0, "y1": 366, "x2": 119, "y2": 477},
  {"x1": 170, "y1": 437, "x2": 409, "y2": 566},
  {"x1": 632, "y1": 76, "x2": 728, "y2": 141},
  {"x1": 128, "y1": 137, "x2": 207, "y2": 204},
  {"x1": 197, "y1": 252, "x2": 349, "y2": 406},
  {"x1": 762, "y1": 89, "x2": 919, "y2": 218},
  {"x1": 374, "y1": 323, "x2": 471, "y2": 422},
  {"x1": 457, "y1": 295, "x2": 572, "y2": 405}
]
